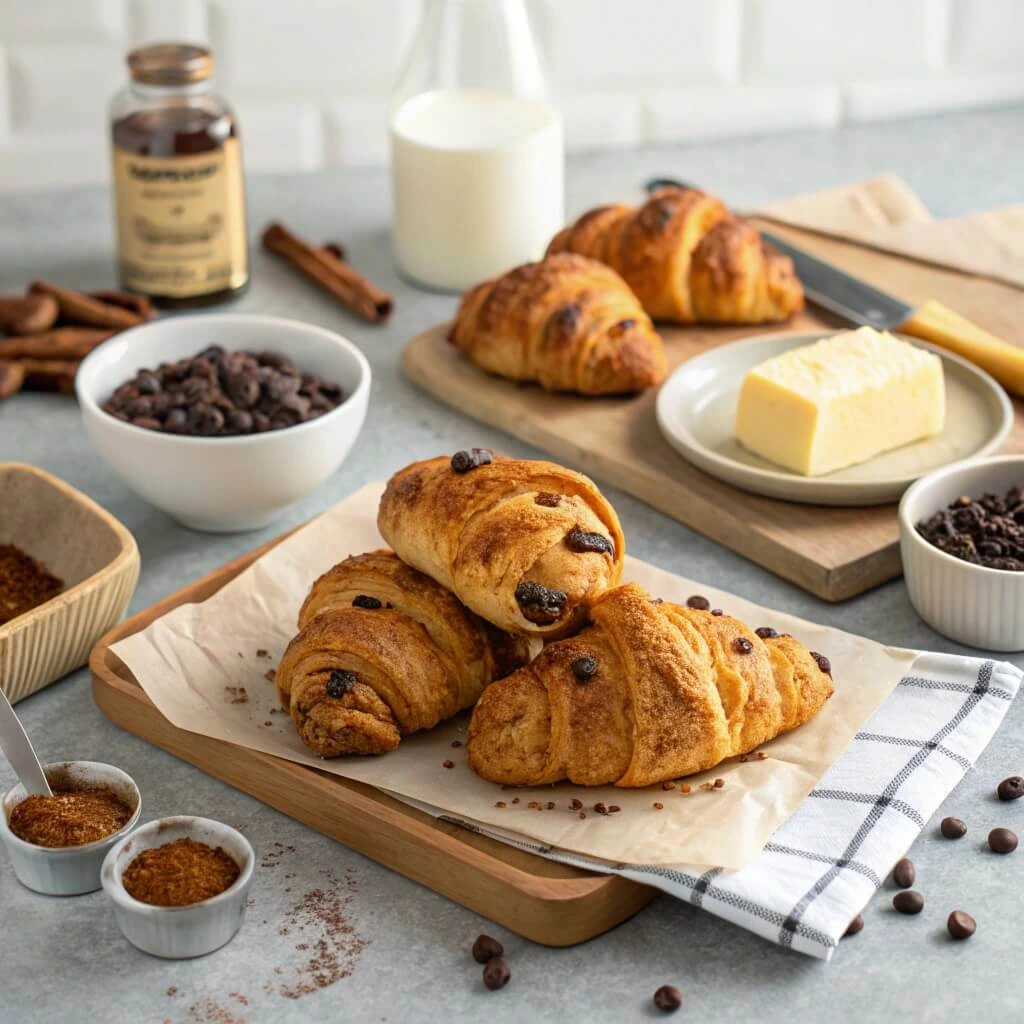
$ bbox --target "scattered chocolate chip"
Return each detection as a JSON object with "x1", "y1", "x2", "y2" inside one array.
[
  {"x1": 571, "y1": 655, "x2": 598, "y2": 681},
  {"x1": 528, "y1": 801, "x2": 539, "y2": 809},
  {"x1": 566, "y1": 527, "x2": 614, "y2": 557},
  {"x1": 511, "y1": 798, "x2": 519, "y2": 804},
  {"x1": 472, "y1": 934, "x2": 504, "y2": 964},
  {"x1": 892, "y1": 858, "x2": 915, "y2": 888},
  {"x1": 594, "y1": 802, "x2": 608, "y2": 815},
  {"x1": 940, "y1": 816, "x2": 967, "y2": 839},
  {"x1": 755, "y1": 626, "x2": 779, "y2": 639},
  {"x1": 711, "y1": 608, "x2": 724, "y2": 616},
  {"x1": 686, "y1": 595, "x2": 710, "y2": 610},
  {"x1": 917, "y1": 486, "x2": 1024, "y2": 570},
  {"x1": 893, "y1": 890, "x2": 924, "y2": 914},
  {"x1": 653, "y1": 985, "x2": 682, "y2": 1012},
  {"x1": 494, "y1": 801, "x2": 506, "y2": 809},
  {"x1": 442, "y1": 760, "x2": 454, "y2": 769},
  {"x1": 451, "y1": 448, "x2": 493, "y2": 473},
  {"x1": 989, "y1": 827, "x2": 1018, "y2": 854},
  {"x1": 811, "y1": 652, "x2": 832, "y2": 675},
  {"x1": 947, "y1": 910, "x2": 976, "y2": 940},
  {"x1": 451, "y1": 740, "x2": 462, "y2": 748},
  {"x1": 352, "y1": 594, "x2": 382, "y2": 609},
  {"x1": 534, "y1": 492, "x2": 561, "y2": 507},
  {"x1": 482, "y1": 958, "x2": 511, "y2": 991},
  {"x1": 326, "y1": 669, "x2": 355, "y2": 698},
  {"x1": 713, "y1": 778, "x2": 724, "y2": 789},
  {"x1": 570, "y1": 798, "x2": 583, "y2": 810},
  {"x1": 608, "y1": 805, "x2": 621, "y2": 813},
  {"x1": 844, "y1": 914, "x2": 864, "y2": 937},
  {"x1": 733, "y1": 637, "x2": 753, "y2": 654},
  {"x1": 661, "y1": 781, "x2": 675, "y2": 791},
  {"x1": 997, "y1": 776, "x2": 1024, "y2": 801},
  {"x1": 653, "y1": 802, "x2": 664, "y2": 810},
  {"x1": 546, "y1": 801, "x2": 555, "y2": 810},
  {"x1": 515, "y1": 581, "x2": 568, "y2": 625}
]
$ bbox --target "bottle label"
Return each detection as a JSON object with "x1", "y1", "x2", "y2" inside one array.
[{"x1": 112, "y1": 138, "x2": 248, "y2": 298}]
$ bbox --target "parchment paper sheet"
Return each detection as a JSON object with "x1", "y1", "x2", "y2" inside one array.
[{"x1": 111, "y1": 483, "x2": 916, "y2": 870}]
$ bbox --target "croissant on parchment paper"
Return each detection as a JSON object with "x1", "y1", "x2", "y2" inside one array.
[
  {"x1": 467, "y1": 582, "x2": 834, "y2": 787},
  {"x1": 377, "y1": 452, "x2": 624, "y2": 639},
  {"x1": 275, "y1": 550, "x2": 530, "y2": 757},
  {"x1": 546, "y1": 186, "x2": 804, "y2": 325},
  {"x1": 448, "y1": 253, "x2": 666, "y2": 395}
]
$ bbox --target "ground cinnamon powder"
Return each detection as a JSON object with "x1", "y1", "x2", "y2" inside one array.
[
  {"x1": 0, "y1": 543, "x2": 63, "y2": 625},
  {"x1": 9, "y1": 786, "x2": 132, "y2": 847},
  {"x1": 123, "y1": 837, "x2": 240, "y2": 907}
]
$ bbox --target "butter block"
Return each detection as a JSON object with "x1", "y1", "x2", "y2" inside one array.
[{"x1": 734, "y1": 327, "x2": 946, "y2": 476}]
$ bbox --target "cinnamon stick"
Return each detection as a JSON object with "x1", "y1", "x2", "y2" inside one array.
[
  {"x1": 20, "y1": 359, "x2": 79, "y2": 395},
  {"x1": 0, "y1": 361, "x2": 25, "y2": 400},
  {"x1": 0, "y1": 327, "x2": 114, "y2": 361},
  {"x1": 29, "y1": 280, "x2": 143, "y2": 331},
  {"x1": 262, "y1": 223, "x2": 393, "y2": 323},
  {"x1": 0, "y1": 293, "x2": 58, "y2": 335},
  {"x1": 87, "y1": 290, "x2": 155, "y2": 321}
]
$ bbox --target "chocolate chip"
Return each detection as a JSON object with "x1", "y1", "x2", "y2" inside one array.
[
  {"x1": 686, "y1": 595, "x2": 710, "y2": 610},
  {"x1": 535, "y1": 492, "x2": 561, "y2": 507},
  {"x1": 451, "y1": 448, "x2": 493, "y2": 473},
  {"x1": 482, "y1": 958, "x2": 510, "y2": 991},
  {"x1": 472, "y1": 934, "x2": 504, "y2": 963},
  {"x1": 940, "y1": 817, "x2": 967, "y2": 839},
  {"x1": 326, "y1": 669, "x2": 356, "y2": 698},
  {"x1": 571, "y1": 655, "x2": 598, "y2": 681},
  {"x1": 917, "y1": 486, "x2": 1024, "y2": 570},
  {"x1": 811, "y1": 652, "x2": 832, "y2": 675},
  {"x1": 352, "y1": 595, "x2": 382, "y2": 609},
  {"x1": 570, "y1": 798, "x2": 583, "y2": 810},
  {"x1": 997, "y1": 776, "x2": 1024, "y2": 801},
  {"x1": 947, "y1": 910, "x2": 976, "y2": 940},
  {"x1": 893, "y1": 890, "x2": 924, "y2": 914},
  {"x1": 843, "y1": 914, "x2": 864, "y2": 937},
  {"x1": 733, "y1": 637, "x2": 753, "y2": 654},
  {"x1": 989, "y1": 827, "x2": 1018, "y2": 854},
  {"x1": 755, "y1": 626, "x2": 779, "y2": 639},
  {"x1": 711, "y1": 608, "x2": 724, "y2": 616},
  {"x1": 566, "y1": 527, "x2": 614, "y2": 557},
  {"x1": 514, "y1": 581, "x2": 568, "y2": 625},
  {"x1": 653, "y1": 985, "x2": 682, "y2": 1012},
  {"x1": 594, "y1": 802, "x2": 608, "y2": 815},
  {"x1": 892, "y1": 857, "x2": 915, "y2": 888},
  {"x1": 608, "y1": 804, "x2": 621, "y2": 813},
  {"x1": 443, "y1": 760, "x2": 454, "y2": 769}
]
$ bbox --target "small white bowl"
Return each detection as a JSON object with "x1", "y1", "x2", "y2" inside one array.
[
  {"x1": 899, "y1": 454, "x2": 1024, "y2": 651},
  {"x1": 101, "y1": 816, "x2": 254, "y2": 959},
  {"x1": 76, "y1": 313, "x2": 371, "y2": 532},
  {"x1": 0, "y1": 761, "x2": 141, "y2": 896}
]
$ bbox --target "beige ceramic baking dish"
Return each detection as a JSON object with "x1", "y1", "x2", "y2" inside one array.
[{"x1": 0, "y1": 463, "x2": 139, "y2": 703}]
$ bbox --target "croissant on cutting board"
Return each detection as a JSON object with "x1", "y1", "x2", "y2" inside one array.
[
  {"x1": 448, "y1": 252, "x2": 666, "y2": 395},
  {"x1": 467, "y1": 582, "x2": 834, "y2": 787},
  {"x1": 546, "y1": 186, "x2": 804, "y2": 325},
  {"x1": 378, "y1": 451, "x2": 624, "y2": 639},
  {"x1": 275, "y1": 550, "x2": 531, "y2": 757}
]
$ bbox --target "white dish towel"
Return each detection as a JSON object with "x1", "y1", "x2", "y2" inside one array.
[{"x1": 425, "y1": 654, "x2": 1021, "y2": 960}]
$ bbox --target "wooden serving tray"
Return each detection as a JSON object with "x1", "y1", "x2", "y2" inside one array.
[
  {"x1": 90, "y1": 532, "x2": 655, "y2": 947},
  {"x1": 402, "y1": 220, "x2": 1024, "y2": 601}
]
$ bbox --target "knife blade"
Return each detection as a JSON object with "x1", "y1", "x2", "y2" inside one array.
[{"x1": 643, "y1": 177, "x2": 1024, "y2": 396}]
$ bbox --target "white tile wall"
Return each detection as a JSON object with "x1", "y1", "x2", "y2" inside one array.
[{"x1": 0, "y1": 0, "x2": 1021, "y2": 191}]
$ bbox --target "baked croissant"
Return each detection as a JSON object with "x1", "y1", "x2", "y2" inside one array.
[
  {"x1": 378, "y1": 452, "x2": 624, "y2": 639},
  {"x1": 546, "y1": 186, "x2": 804, "y2": 325},
  {"x1": 467, "y1": 583, "x2": 834, "y2": 787},
  {"x1": 275, "y1": 550, "x2": 530, "y2": 757},
  {"x1": 448, "y1": 253, "x2": 666, "y2": 395}
]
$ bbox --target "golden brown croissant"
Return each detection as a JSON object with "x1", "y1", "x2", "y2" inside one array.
[
  {"x1": 275, "y1": 550, "x2": 530, "y2": 757},
  {"x1": 546, "y1": 186, "x2": 804, "y2": 325},
  {"x1": 378, "y1": 452, "x2": 624, "y2": 639},
  {"x1": 448, "y1": 253, "x2": 666, "y2": 395},
  {"x1": 467, "y1": 582, "x2": 834, "y2": 787}
]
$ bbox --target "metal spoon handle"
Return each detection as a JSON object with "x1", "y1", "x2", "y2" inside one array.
[{"x1": 0, "y1": 687, "x2": 52, "y2": 797}]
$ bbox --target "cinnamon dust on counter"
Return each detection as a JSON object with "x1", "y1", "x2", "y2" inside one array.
[
  {"x1": 9, "y1": 786, "x2": 132, "y2": 847},
  {"x1": 123, "y1": 837, "x2": 240, "y2": 907},
  {"x1": 0, "y1": 543, "x2": 62, "y2": 625}
]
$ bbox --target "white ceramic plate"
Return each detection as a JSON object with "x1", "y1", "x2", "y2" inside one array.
[{"x1": 655, "y1": 331, "x2": 1013, "y2": 507}]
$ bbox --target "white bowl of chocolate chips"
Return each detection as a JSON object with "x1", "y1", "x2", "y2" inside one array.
[{"x1": 77, "y1": 313, "x2": 371, "y2": 532}]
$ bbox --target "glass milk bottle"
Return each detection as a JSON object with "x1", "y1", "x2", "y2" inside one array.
[{"x1": 390, "y1": 0, "x2": 564, "y2": 292}]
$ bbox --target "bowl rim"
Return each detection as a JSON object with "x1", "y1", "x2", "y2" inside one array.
[
  {"x1": 101, "y1": 815, "x2": 255, "y2": 915},
  {"x1": 0, "y1": 760, "x2": 142, "y2": 856},
  {"x1": 75, "y1": 312, "x2": 372, "y2": 447},
  {"x1": 898, "y1": 453, "x2": 1024, "y2": 581}
]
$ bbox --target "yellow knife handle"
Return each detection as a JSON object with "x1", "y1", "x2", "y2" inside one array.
[{"x1": 899, "y1": 300, "x2": 1024, "y2": 397}]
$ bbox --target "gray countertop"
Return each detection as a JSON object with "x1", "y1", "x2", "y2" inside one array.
[{"x1": 2, "y1": 106, "x2": 1023, "y2": 1023}]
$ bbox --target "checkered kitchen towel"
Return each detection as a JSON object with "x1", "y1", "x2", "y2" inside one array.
[{"x1": 433, "y1": 654, "x2": 1021, "y2": 960}]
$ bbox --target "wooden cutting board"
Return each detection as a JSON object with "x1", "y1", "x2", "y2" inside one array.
[
  {"x1": 402, "y1": 220, "x2": 1024, "y2": 601},
  {"x1": 90, "y1": 532, "x2": 654, "y2": 947}
]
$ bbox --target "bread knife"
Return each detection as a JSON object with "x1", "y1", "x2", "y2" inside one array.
[{"x1": 645, "y1": 177, "x2": 1024, "y2": 396}]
